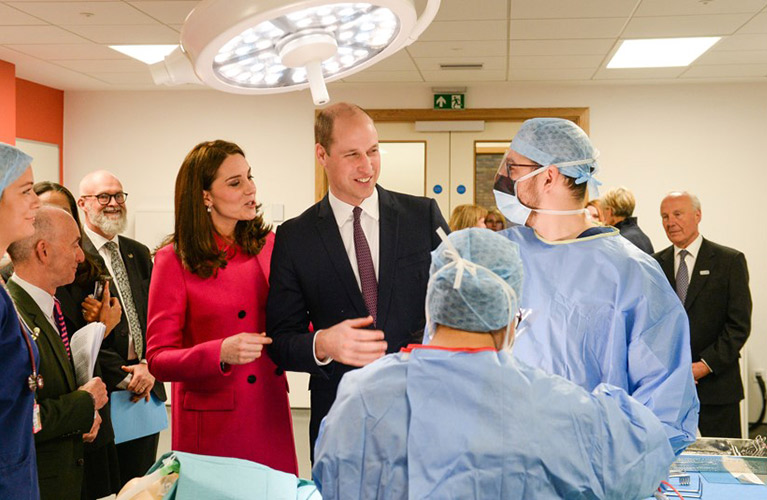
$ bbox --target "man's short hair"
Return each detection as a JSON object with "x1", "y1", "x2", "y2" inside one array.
[
  {"x1": 601, "y1": 187, "x2": 636, "y2": 218},
  {"x1": 7, "y1": 206, "x2": 62, "y2": 263},
  {"x1": 666, "y1": 191, "x2": 701, "y2": 212},
  {"x1": 315, "y1": 103, "x2": 372, "y2": 152}
]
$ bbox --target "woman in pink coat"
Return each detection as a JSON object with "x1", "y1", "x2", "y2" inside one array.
[{"x1": 146, "y1": 140, "x2": 297, "y2": 474}]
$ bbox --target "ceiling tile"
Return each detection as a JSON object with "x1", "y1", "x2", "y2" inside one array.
[
  {"x1": 407, "y1": 40, "x2": 507, "y2": 58},
  {"x1": 593, "y1": 67, "x2": 687, "y2": 79},
  {"x1": 364, "y1": 51, "x2": 417, "y2": 71},
  {"x1": 6, "y1": 43, "x2": 127, "y2": 60},
  {"x1": 635, "y1": 0, "x2": 767, "y2": 17},
  {"x1": 0, "y1": 45, "x2": 107, "y2": 90},
  {"x1": 694, "y1": 49, "x2": 767, "y2": 64},
  {"x1": 510, "y1": 38, "x2": 615, "y2": 56},
  {"x1": 127, "y1": 1, "x2": 198, "y2": 25},
  {"x1": 86, "y1": 70, "x2": 156, "y2": 85},
  {"x1": 510, "y1": 54, "x2": 604, "y2": 68},
  {"x1": 680, "y1": 63, "x2": 767, "y2": 78},
  {"x1": 342, "y1": 71, "x2": 423, "y2": 83},
  {"x1": 7, "y1": 1, "x2": 158, "y2": 26},
  {"x1": 711, "y1": 33, "x2": 767, "y2": 50},
  {"x1": 432, "y1": 0, "x2": 508, "y2": 21},
  {"x1": 510, "y1": 0, "x2": 637, "y2": 19},
  {"x1": 53, "y1": 58, "x2": 148, "y2": 72},
  {"x1": 736, "y1": 11, "x2": 767, "y2": 34},
  {"x1": 64, "y1": 23, "x2": 180, "y2": 44},
  {"x1": 419, "y1": 20, "x2": 507, "y2": 41},
  {"x1": 623, "y1": 14, "x2": 753, "y2": 38},
  {"x1": 414, "y1": 56, "x2": 507, "y2": 71},
  {"x1": 510, "y1": 18, "x2": 625, "y2": 39},
  {"x1": 421, "y1": 69, "x2": 507, "y2": 82},
  {"x1": 0, "y1": 4, "x2": 48, "y2": 25},
  {"x1": 509, "y1": 67, "x2": 596, "y2": 80},
  {"x1": 0, "y1": 25, "x2": 87, "y2": 44}
]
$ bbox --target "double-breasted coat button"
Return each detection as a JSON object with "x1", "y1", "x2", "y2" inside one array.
[
  {"x1": 247, "y1": 375, "x2": 257, "y2": 384},
  {"x1": 238, "y1": 310, "x2": 246, "y2": 319}
]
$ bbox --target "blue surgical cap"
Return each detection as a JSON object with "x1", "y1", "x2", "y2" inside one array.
[
  {"x1": 0, "y1": 143, "x2": 33, "y2": 199},
  {"x1": 511, "y1": 118, "x2": 601, "y2": 198},
  {"x1": 427, "y1": 228, "x2": 523, "y2": 333}
]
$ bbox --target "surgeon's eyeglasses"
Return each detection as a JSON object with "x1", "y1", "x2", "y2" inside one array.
[
  {"x1": 494, "y1": 162, "x2": 542, "y2": 195},
  {"x1": 81, "y1": 192, "x2": 128, "y2": 206}
]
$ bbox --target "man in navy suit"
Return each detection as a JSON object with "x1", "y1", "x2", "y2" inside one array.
[
  {"x1": 267, "y1": 103, "x2": 448, "y2": 459},
  {"x1": 654, "y1": 191, "x2": 751, "y2": 438}
]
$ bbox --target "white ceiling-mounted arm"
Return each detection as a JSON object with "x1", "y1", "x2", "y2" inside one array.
[
  {"x1": 149, "y1": 46, "x2": 201, "y2": 86},
  {"x1": 406, "y1": 0, "x2": 441, "y2": 45}
]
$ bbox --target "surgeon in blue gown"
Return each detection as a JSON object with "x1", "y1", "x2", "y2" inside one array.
[
  {"x1": 313, "y1": 228, "x2": 675, "y2": 500},
  {"x1": 0, "y1": 143, "x2": 42, "y2": 499},
  {"x1": 493, "y1": 118, "x2": 698, "y2": 454}
]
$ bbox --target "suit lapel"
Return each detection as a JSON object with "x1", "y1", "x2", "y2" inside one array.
[
  {"x1": 376, "y1": 186, "x2": 399, "y2": 330},
  {"x1": 685, "y1": 238, "x2": 714, "y2": 310},
  {"x1": 657, "y1": 246, "x2": 675, "y2": 286},
  {"x1": 6, "y1": 279, "x2": 77, "y2": 390},
  {"x1": 316, "y1": 196, "x2": 368, "y2": 317}
]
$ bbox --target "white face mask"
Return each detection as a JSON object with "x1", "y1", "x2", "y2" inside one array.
[{"x1": 493, "y1": 162, "x2": 590, "y2": 226}]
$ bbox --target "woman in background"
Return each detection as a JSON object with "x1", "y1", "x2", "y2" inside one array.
[
  {"x1": 448, "y1": 204, "x2": 488, "y2": 231},
  {"x1": 484, "y1": 207, "x2": 507, "y2": 232},
  {"x1": 0, "y1": 143, "x2": 41, "y2": 499},
  {"x1": 146, "y1": 140, "x2": 298, "y2": 474}
]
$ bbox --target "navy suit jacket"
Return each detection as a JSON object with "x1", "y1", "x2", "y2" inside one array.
[
  {"x1": 654, "y1": 238, "x2": 751, "y2": 405},
  {"x1": 266, "y1": 186, "x2": 448, "y2": 450}
]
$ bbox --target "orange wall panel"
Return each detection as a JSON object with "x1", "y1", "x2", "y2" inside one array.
[
  {"x1": 0, "y1": 60, "x2": 15, "y2": 145},
  {"x1": 16, "y1": 78, "x2": 64, "y2": 180}
]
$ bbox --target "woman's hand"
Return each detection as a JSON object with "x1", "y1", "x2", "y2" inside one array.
[{"x1": 220, "y1": 332, "x2": 273, "y2": 365}]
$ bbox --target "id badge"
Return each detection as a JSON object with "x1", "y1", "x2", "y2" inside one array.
[{"x1": 32, "y1": 403, "x2": 42, "y2": 434}]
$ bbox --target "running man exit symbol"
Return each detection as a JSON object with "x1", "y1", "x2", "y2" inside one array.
[{"x1": 434, "y1": 93, "x2": 464, "y2": 110}]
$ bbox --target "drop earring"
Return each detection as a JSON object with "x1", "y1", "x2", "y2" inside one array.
[{"x1": 206, "y1": 205, "x2": 212, "y2": 213}]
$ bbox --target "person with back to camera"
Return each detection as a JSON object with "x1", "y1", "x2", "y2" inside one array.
[
  {"x1": 493, "y1": 118, "x2": 698, "y2": 454},
  {"x1": 313, "y1": 228, "x2": 674, "y2": 499},
  {"x1": 448, "y1": 203, "x2": 488, "y2": 231},
  {"x1": 0, "y1": 143, "x2": 42, "y2": 500},
  {"x1": 600, "y1": 186, "x2": 654, "y2": 254},
  {"x1": 146, "y1": 140, "x2": 298, "y2": 474}
]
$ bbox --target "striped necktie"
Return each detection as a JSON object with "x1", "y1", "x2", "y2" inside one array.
[
  {"x1": 676, "y1": 249, "x2": 690, "y2": 305},
  {"x1": 52, "y1": 298, "x2": 71, "y2": 358}
]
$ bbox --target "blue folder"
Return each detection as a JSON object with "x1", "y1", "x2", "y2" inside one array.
[{"x1": 110, "y1": 390, "x2": 168, "y2": 445}]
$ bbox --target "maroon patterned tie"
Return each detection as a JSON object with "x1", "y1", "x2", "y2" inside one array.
[
  {"x1": 353, "y1": 207, "x2": 377, "y2": 324},
  {"x1": 53, "y1": 298, "x2": 71, "y2": 358}
]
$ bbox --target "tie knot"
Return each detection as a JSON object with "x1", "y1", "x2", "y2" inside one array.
[
  {"x1": 353, "y1": 206, "x2": 362, "y2": 222},
  {"x1": 679, "y1": 249, "x2": 689, "y2": 259}
]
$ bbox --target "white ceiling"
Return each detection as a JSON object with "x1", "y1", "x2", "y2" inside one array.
[{"x1": 0, "y1": 0, "x2": 765, "y2": 91}]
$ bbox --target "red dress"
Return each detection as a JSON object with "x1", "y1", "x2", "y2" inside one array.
[{"x1": 146, "y1": 233, "x2": 298, "y2": 474}]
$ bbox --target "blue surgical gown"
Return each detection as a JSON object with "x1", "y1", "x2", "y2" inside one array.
[
  {"x1": 504, "y1": 226, "x2": 699, "y2": 453},
  {"x1": 313, "y1": 346, "x2": 675, "y2": 500}
]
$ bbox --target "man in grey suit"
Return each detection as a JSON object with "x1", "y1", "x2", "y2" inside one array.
[
  {"x1": 77, "y1": 170, "x2": 166, "y2": 485},
  {"x1": 654, "y1": 191, "x2": 751, "y2": 438},
  {"x1": 267, "y1": 103, "x2": 449, "y2": 459}
]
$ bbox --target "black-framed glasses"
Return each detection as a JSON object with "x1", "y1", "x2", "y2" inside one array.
[
  {"x1": 502, "y1": 162, "x2": 541, "y2": 179},
  {"x1": 494, "y1": 161, "x2": 543, "y2": 195},
  {"x1": 81, "y1": 192, "x2": 128, "y2": 205}
]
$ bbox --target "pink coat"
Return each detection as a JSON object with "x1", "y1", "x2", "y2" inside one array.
[{"x1": 146, "y1": 234, "x2": 298, "y2": 474}]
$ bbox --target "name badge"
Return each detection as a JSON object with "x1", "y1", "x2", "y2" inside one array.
[
  {"x1": 700, "y1": 270, "x2": 710, "y2": 275},
  {"x1": 32, "y1": 403, "x2": 42, "y2": 434}
]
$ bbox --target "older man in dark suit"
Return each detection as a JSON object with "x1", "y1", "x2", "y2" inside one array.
[
  {"x1": 6, "y1": 206, "x2": 111, "y2": 499},
  {"x1": 267, "y1": 103, "x2": 448, "y2": 460},
  {"x1": 655, "y1": 191, "x2": 752, "y2": 438},
  {"x1": 77, "y1": 170, "x2": 166, "y2": 485}
]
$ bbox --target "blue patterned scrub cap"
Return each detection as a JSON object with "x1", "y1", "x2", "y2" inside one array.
[
  {"x1": 427, "y1": 228, "x2": 523, "y2": 333},
  {"x1": 510, "y1": 118, "x2": 601, "y2": 198},
  {"x1": 0, "y1": 143, "x2": 33, "y2": 199}
]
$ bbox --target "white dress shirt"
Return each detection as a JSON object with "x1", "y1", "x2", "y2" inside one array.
[
  {"x1": 11, "y1": 273, "x2": 57, "y2": 333},
  {"x1": 83, "y1": 225, "x2": 137, "y2": 361},
  {"x1": 673, "y1": 233, "x2": 703, "y2": 277},
  {"x1": 312, "y1": 189, "x2": 381, "y2": 365}
]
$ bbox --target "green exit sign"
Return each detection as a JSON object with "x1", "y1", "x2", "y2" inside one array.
[{"x1": 434, "y1": 93, "x2": 465, "y2": 110}]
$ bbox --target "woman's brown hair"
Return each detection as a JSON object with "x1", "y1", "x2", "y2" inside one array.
[{"x1": 169, "y1": 140, "x2": 271, "y2": 278}]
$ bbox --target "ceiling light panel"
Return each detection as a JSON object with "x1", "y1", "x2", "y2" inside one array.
[{"x1": 607, "y1": 37, "x2": 720, "y2": 68}]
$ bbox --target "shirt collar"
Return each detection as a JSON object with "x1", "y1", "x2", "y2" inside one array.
[
  {"x1": 327, "y1": 187, "x2": 380, "y2": 228},
  {"x1": 84, "y1": 224, "x2": 118, "y2": 252},
  {"x1": 11, "y1": 273, "x2": 55, "y2": 320},
  {"x1": 675, "y1": 233, "x2": 703, "y2": 258}
]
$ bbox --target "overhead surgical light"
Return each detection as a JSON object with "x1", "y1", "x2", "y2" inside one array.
[{"x1": 151, "y1": 0, "x2": 440, "y2": 105}]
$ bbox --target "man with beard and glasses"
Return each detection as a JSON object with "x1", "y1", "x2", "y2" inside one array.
[{"x1": 77, "y1": 170, "x2": 166, "y2": 486}]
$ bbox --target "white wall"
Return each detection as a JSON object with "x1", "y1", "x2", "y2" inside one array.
[{"x1": 64, "y1": 81, "x2": 767, "y2": 421}]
